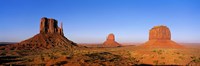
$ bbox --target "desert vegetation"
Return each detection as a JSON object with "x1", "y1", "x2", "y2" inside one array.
[{"x1": 1, "y1": 45, "x2": 200, "y2": 65}]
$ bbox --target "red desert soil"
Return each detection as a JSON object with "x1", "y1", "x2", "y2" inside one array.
[{"x1": 1, "y1": 44, "x2": 200, "y2": 65}]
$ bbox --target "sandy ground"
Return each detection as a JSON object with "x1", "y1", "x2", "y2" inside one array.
[{"x1": 0, "y1": 43, "x2": 200, "y2": 66}]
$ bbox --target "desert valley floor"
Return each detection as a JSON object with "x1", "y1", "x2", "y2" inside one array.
[{"x1": 0, "y1": 43, "x2": 200, "y2": 66}]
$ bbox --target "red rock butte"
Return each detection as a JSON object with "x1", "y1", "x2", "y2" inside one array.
[
  {"x1": 143, "y1": 25, "x2": 183, "y2": 48},
  {"x1": 2, "y1": 17, "x2": 77, "y2": 50},
  {"x1": 40, "y1": 17, "x2": 64, "y2": 35},
  {"x1": 103, "y1": 33, "x2": 121, "y2": 47}
]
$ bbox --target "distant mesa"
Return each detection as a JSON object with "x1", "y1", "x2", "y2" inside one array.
[
  {"x1": 1, "y1": 17, "x2": 77, "y2": 50},
  {"x1": 149, "y1": 25, "x2": 171, "y2": 40},
  {"x1": 103, "y1": 33, "x2": 121, "y2": 47},
  {"x1": 143, "y1": 25, "x2": 183, "y2": 48}
]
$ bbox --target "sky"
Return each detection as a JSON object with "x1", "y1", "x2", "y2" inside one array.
[{"x1": 0, "y1": 0, "x2": 200, "y2": 43}]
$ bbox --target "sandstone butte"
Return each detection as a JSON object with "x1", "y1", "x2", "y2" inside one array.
[
  {"x1": 2, "y1": 17, "x2": 77, "y2": 50},
  {"x1": 143, "y1": 25, "x2": 183, "y2": 48},
  {"x1": 103, "y1": 33, "x2": 121, "y2": 47}
]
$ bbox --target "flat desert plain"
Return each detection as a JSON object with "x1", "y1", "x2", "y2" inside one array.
[{"x1": 0, "y1": 43, "x2": 200, "y2": 66}]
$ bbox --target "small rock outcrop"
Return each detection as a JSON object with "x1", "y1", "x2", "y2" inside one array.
[
  {"x1": 143, "y1": 25, "x2": 183, "y2": 48},
  {"x1": 1, "y1": 17, "x2": 77, "y2": 50},
  {"x1": 103, "y1": 33, "x2": 121, "y2": 47}
]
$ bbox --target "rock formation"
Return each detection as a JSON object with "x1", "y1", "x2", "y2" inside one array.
[
  {"x1": 103, "y1": 33, "x2": 121, "y2": 47},
  {"x1": 149, "y1": 26, "x2": 171, "y2": 40},
  {"x1": 40, "y1": 17, "x2": 64, "y2": 35},
  {"x1": 143, "y1": 25, "x2": 183, "y2": 48},
  {"x1": 1, "y1": 17, "x2": 77, "y2": 50}
]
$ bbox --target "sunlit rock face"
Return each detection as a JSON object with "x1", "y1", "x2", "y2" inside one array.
[
  {"x1": 143, "y1": 25, "x2": 183, "y2": 48},
  {"x1": 149, "y1": 25, "x2": 171, "y2": 40},
  {"x1": 107, "y1": 33, "x2": 115, "y2": 41},
  {"x1": 103, "y1": 33, "x2": 121, "y2": 47},
  {"x1": 40, "y1": 17, "x2": 64, "y2": 35}
]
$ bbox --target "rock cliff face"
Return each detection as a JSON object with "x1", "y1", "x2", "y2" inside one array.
[
  {"x1": 2, "y1": 17, "x2": 77, "y2": 50},
  {"x1": 106, "y1": 33, "x2": 115, "y2": 41},
  {"x1": 144, "y1": 25, "x2": 183, "y2": 48},
  {"x1": 40, "y1": 17, "x2": 64, "y2": 35},
  {"x1": 149, "y1": 26, "x2": 171, "y2": 40},
  {"x1": 103, "y1": 33, "x2": 121, "y2": 47}
]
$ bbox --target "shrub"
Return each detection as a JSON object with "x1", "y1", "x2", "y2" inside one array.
[
  {"x1": 191, "y1": 56, "x2": 200, "y2": 63},
  {"x1": 0, "y1": 47, "x2": 5, "y2": 50},
  {"x1": 153, "y1": 60, "x2": 158, "y2": 65},
  {"x1": 61, "y1": 52, "x2": 67, "y2": 55},
  {"x1": 161, "y1": 57, "x2": 165, "y2": 59},
  {"x1": 0, "y1": 50, "x2": 6, "y2": 55},
  {"x1": 178, "y1": 56, "x2": 184, "y2": 60},
  {"x1": 160, "y1": 62, "x2": 165, "y2": 65},
  {"x1": 174, "y1": 59, "x2": 178, "y2": 63},
  {"x1": 152, "y1": 49, "x2": 163, "y2": 55}
]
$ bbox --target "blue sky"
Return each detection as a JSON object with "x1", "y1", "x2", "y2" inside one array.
[{"x1": 0, "y1": 0, "x2": 200, "y2": 43}]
